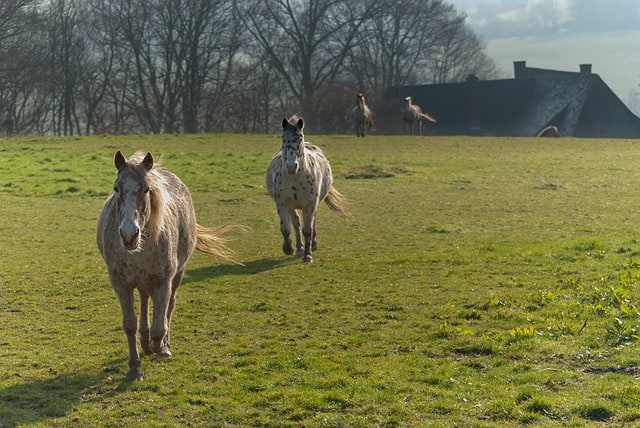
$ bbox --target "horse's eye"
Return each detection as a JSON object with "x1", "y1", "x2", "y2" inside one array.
[
  {"x1": 143, "y1": 186, "x2": 150, "y2": 195},
  {"x1": 113, "y1": 186, "x2": 119, "y2": 193}
]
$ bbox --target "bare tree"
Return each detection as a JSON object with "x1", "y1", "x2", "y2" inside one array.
[
  {"x1": 101, "y1": 0, "x2": 162, "y2": 133},
  {"x1": 0, "y1": 0, "x2": 500, "y2": 136},
  {"x1": 77, "y1": 7, "x2": 117, "y2": 135},
  {"x1": 0, "y1": 0, "x2": 47, "y2": 135},
  {"x1": 422, "y1": 11, "x2": 500, "y2": 83},
  {"x1": 179, "y1": 0, "x2": 243, "y2": 133},
  {"x1": 240, "y1": 0, "x2": 380, "y2": 132},
  {"x1": 346, "y1": 0, "x2": 498, "y2": 98},
  {"x1": 46, "y1": 0, "x2": 91, "y2": 136},
  {"x1": 0, "y1": 0, "x2": 34, "y2": 46},
  {"x1": 89, "y1": 0, "x2": 243, "y2": 134},
  {"x1": 347, "y1": 0, "x2": 452, "y2": 98}
]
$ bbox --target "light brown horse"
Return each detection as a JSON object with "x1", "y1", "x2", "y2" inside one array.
[
  {"x1": 266, "y1": 116, "x2": 348, "y2": 262},
  {"x1": 537, "y1": 125, "x2": 561, "y2": 137},
  {"x1": 351, "y1": 92, "x2": 374, "y2": 137},
  {"x1": 403, "y1": 96, "x2": 436, "y2": 135},
  {"x1": 97, "y1": 151, "x2": 235, "y2": 380}
]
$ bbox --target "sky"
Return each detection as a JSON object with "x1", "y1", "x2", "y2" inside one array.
[{"x1": 447, "y1": 0, "x2": 640, "y2": 114}]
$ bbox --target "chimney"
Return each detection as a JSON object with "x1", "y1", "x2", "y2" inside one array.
[
  {"x1": 580, "y1": 64, "x2": 592, "y2": 74},
  {"x1": 513, "y1": 61, "x2": 527, "y2": 79},
  {"x1": 513, "y1": 61, "x2": 526, "y2": 78}
]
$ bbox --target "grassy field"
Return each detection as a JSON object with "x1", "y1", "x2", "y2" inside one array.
[{"x1": 2, "y1": 133, "x2": 640, "y2": 426}]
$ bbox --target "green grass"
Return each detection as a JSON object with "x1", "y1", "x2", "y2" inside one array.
[{"x1": 2, "y1": 134, "x2": 640, "y2": 426}]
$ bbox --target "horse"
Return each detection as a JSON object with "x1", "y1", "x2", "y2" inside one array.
[
  {"x1": 351, "y1": 92, "x2": 374, "y2": 137},
  {"x1": 266, "y1": 116, "x2": 348, "y2": 263},
  {"x1": 537, "y1": 125, "x2": 561, "y2": 137},
  {"x1": 402, "y1": 96, "x2": 436, "y2": 135},
  {"x1": 96, "y1": 151, "x2": 235, "y2": 380}
]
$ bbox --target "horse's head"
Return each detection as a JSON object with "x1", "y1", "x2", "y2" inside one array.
[
  {"x1": 112, "y1": 151, "x2": 154, "y2": 251},
  {"x1": 281, "y1": 116, "x2": 304, "y2": 175},
  {"x1": 403, "y1": 96, "x2": 412, "y2": 108},
  {"x1": 357, "y1": 92, "x2": 365, "y2": 107}
]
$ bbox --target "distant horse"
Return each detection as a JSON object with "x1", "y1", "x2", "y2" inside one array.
[
  {"x1": 403, "y1": 96, "x2": 436, "y2": 135},
  {"x1": 97, "y1": 151, "x2": 235, "y2": 380},
  {"x1": 537, "y1": 125, "x2": 561, "y2": 137},
  {"x1": 266, "y1": 116, "x2": 348, "y2": 262},
  {"x1": 351, "y1": 92, "x2": 374, "y2": 137}
]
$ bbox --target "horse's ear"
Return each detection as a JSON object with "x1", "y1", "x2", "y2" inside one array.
[
  {"x1": 282, "y1": 118, "x2": 288, "y2": 129},
  {"x1": 114, "y1": 151, "x2": 126, "y2": 170},
  {"x1": 142, "y1": 152, "x2": 154, "y2": 171},
  {"x1": 296, "y1": 118, "x2": 304, "y2": 130}
]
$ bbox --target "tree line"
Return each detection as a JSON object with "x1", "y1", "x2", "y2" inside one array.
[{"x1": 0, "y1": 0, "x2": 498, "y2": 136}]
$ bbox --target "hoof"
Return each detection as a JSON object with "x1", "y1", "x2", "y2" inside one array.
[
  {"x1": 125, "y1": 369, "x2": 143, "y2": 381},
  {"x1": 155, "y1": 351, "x2": 172, "y2": 361},
  {"x1": 296, "y1": 248, "x2": 305, "y2": 257},
  {"x1": 303, "y1": 254, "x2": 313, "y2": 263},
  {"x1": 283, "y1": 244, "x2": 294, "y2": 255},
  {"x1": 149, "y1": 339, "x2": 162, "y2": 354}
]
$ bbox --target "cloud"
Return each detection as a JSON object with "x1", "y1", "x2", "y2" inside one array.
[
  {"x1": 495, "y1": 0, "x2": 572, "y2": 25},
  {"x1": 468, "y1": 0, "x2": 575, "y2": 38},
  {"x1": 567, "y1": 0, "x2": 640, "y2": 33},
  {"x1": 455, "y1": 0, "x2": 640, "y2": 39}
]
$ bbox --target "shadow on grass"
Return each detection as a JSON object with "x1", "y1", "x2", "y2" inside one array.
[
  {"x1": 184, "y1": 257, "x2": 296, "y2": 284},
  {"x1": 0, "y1": 360, "x2": 129, "y2": 428}
]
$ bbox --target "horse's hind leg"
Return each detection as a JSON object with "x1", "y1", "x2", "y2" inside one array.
[
  {"x1": 301, "y1": 209, "x2": 317, "y2": 263},
  {"x1": 291, "y1": 210, "x2": 304, "y2": 256},
  {"x1": 139, "y1": 290, "x2": 152, "y2": 355},
  {"x1": 150, "y1": 280, "x2": 173, "y2": 357},
  {"x1": 311, "y1": 218, "x2": 318, "y2": 252},
  {"x1": 156, "y1": 271, "x2": 183, "y2": 360}
]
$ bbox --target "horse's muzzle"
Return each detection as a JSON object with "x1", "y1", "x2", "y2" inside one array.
[
  {"x1": 119, "y1": 220, "x2": 141, "y2": 251},
  {"x1": 286, "y1": 163, "x2": 299, "y2": 175}
]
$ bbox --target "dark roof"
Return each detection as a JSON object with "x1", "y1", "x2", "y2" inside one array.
[{"x1": 382, "y1": 62, "x2": 640, "y2": 138}]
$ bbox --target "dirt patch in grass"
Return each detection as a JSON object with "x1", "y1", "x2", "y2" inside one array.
[{"x1": 344, "y1": 165, "x2": 407, "y2": 179}]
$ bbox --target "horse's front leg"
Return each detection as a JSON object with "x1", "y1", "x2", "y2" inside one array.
[
  {"x1": 159, "y1": 269, "x2": 183, "y2": 360},
  {"x1": 150, "y1": 280, "x2": 172, "y2": 357},
  {"x1": 113, "y1": 284, "x2": 142, "y2": 381},
  {"x1": 277, "y1": 205, "x2": 294, "y2": 255},
  {"x1": 311, "y1": 217, "x2": 318, "y2": 252},
  {"x1": 291, "y1": 210, "x2": 304, "y2": 256},
  {"x1": 301, "y1": 208, "x2": 317, "y2": 263},
  {"x1": 139, "y1": 289, "x2": 152, "y2": 355}
]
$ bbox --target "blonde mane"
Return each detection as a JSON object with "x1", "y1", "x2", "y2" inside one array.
[
  {"x1": 126, "y1": 152, "x2": 173, "y2": 244},
  {"x1": 146, "y1": 171, "x2": 173, "y2": 242}
]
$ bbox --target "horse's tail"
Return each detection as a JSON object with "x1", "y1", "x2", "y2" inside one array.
[
  {"x1": 325, "y1": 185, "x2": 349, "y2": 217},
  {"x1": 421, "y1": 112, "x2": 436, "y2": 123},
  {"x1": 195, "y1": 224, "x2": 244, "y2": 265}
]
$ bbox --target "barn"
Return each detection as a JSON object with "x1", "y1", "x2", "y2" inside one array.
[{"x1": 382, "y1": 61, "x2": 640, "y2": 138}]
